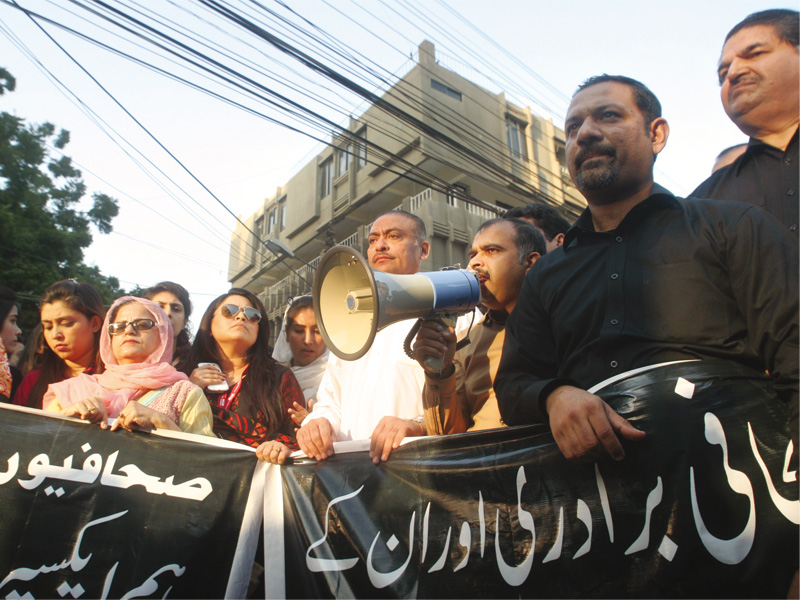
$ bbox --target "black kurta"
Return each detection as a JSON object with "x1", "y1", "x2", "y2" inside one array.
[
  {"x1": 494, "y1": 185, "x2": 799, "y2": 442},
  {"x1": 692, "y1": 129, "x2": 798, "y2": 235}
]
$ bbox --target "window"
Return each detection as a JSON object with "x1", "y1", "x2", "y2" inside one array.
[
  {"x1": 431, "y1": 79, "x2": 462, "y2": 101},
  {"x1": 554, "y1": 139, "x2": 569, "y2": 177},
  {"x1": 357, "y1": 142, "x2": 367, "y2": 170},
  {"x1": 356, "y1": 128, "x2": 367, "y2": 170},
  {"x1": 279, "y1": 199, "x2": 287, "y2": 230},
  {"x1": 337, "y1": 145, "x2": 351, "y2": 177},
  {"x1": 319, "y1": 158, "x2": 333, "y2": 198},
  {"x1": 506, "y1": 117, "x2": 528, "y2": 160},
  {"x1": 254, "y1": 216, "x2": 265, "y2": 262},
  {"x1": 268, "y1": 209, "x2": 277, "y2": 234},
  {"x1": 554, "y1": 139, "x2": 566, "y2": 166}
]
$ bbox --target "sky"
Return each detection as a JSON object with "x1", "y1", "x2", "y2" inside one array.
[{"x1": 0, "y1": 0, "x2": 790, "y2": 326}]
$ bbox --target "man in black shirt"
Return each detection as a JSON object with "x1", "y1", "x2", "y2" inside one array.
[
  {"x1": 494, "y1": 75, "x2": 798, "y2": 463},
  {"x1": 692, "y1": 9, "x2": 799, "y2": 234}
]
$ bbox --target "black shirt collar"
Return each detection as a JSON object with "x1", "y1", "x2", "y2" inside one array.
[
  {"x1": 564, "y1": 183, "x2": 676, "y2": 247},
  {"x1": 734, "y1": 127, "x2": 799, "y2": 175}
]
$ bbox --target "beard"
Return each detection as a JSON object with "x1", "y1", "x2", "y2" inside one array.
[
  {"x1": 574, "y1": 161, "x2": 619, "y2": 191},
  {"x1": 572, "y1": 144, "x2": 619, "y2": 192}
]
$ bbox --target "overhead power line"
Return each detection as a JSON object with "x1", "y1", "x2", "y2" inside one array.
[{"x1": 0, "y1": 0, "x2": 583, "y2": 288}]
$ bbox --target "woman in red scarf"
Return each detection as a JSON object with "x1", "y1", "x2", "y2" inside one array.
[{"x1": 44, "y1": 296, "x2": 213, "y2": 437}]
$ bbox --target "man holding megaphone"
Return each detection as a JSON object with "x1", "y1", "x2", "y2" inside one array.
[
  {"x1": 296, "y1": 210, "x2": 432, "y2": 463},
  {"x1": 411, "y1": 218, "x2": 545, "y2": 435}
]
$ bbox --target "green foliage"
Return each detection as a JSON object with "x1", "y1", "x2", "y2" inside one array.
[
  {"x1": 0, "y1": 68, "x2": 15, "y2": 95},
  {"x1": 0, "y1": 72, "x2": 124, "y2": 331},
  {"x1": 127, "y1": 284, "x2": 147, "y2": 297}
]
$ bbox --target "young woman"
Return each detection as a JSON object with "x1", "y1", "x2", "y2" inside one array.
[
  {"x1": 44, "y1": 296, "x2": 213, "y2": 436},
  {"x1": 13, "y1": 280, "x2": 105, "y2": 409},
  {"x1": 142, "y1": 281, "x2": 192, "y2": 371},
  {"x1": 186, "y1": 288, "x2": 304, "y2": 457},
  {"x1": 271, "y1": 295, "x2": 329, "y2": 426},
  {"x1": 19, "y1": 323, "x2": 45, "y2": 375},
  {"x1": 0, "y1": 285, "x2": 22, "y2": 401}
]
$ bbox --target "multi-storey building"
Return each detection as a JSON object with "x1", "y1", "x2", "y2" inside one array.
[{"x1": 227, "y1": 40, "x2": 585, "y2": 341}]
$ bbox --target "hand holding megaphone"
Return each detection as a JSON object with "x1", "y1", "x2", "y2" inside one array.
[{"x1": 411, "y1": 319, "x2": 458, "y2": 376}]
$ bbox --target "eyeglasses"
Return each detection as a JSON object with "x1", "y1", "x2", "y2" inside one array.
[
  {"x1": 219, "y1": 303, "x2": 261, "y2": 323},
  {"x1": 108, "y1": 319, "x2": 156, "y2": 336}
]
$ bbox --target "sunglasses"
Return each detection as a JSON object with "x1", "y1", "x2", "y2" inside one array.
[
  {"x1": 219, "y1": 303, "x2": 261, "y2": 323},
  {"x1": 108, "y1": 318, "x2": 156, "y2": 335}
]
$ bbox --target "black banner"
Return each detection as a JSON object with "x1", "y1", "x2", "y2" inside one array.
[
  {"x1": 0, "y1": 404, "x2": 262, "y2": 599},
  {"x1": 275, "y1": 361, "x2": 799, "y2": 598},
  {"x1": 1, "y1": 361, "x2": 797, "y2": 598}
]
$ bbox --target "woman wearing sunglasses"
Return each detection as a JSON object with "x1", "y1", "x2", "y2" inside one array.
[
  {"x1": 186, "y1": 289, "x2": 305, "y2": 458},
  {"x1": 43, "y1": 296, "x2": 214, "y2": 437}
]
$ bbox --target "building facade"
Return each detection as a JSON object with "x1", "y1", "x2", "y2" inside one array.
[{"x1": 227, "y1": 40, "x2": 585, "y2": 341}]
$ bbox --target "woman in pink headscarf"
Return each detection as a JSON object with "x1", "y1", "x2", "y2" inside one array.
[{"x1": 43, "y1": 296, "x2": 213, "y2": 437}]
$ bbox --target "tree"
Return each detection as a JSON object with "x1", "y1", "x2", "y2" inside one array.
[{"x1": 0, "y1": 68, "x2": 124, "y2": 329}]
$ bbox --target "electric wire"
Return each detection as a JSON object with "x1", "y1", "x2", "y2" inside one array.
[
  {"x1": 13, "y1": 0, "x2": 576, "y2": 210},
  {"x1": 1, "y1": 0, "x2": 593, "y2": 292}
]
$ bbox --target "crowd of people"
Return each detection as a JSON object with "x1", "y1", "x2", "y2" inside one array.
[
  {"x1": 0, "y1": 280, "x2": 337, "y2": 461},
  {"x1": 0, "y1": 7, "x2": 797, "y2": 595},
  {"x1": 0, "y1": 6, "x2": 796, "y2": 463}
]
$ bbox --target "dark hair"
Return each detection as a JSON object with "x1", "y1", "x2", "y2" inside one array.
[
  {"x1": 726, "y1": 9, "x2": 799, "y2": 47},
  {"x1": 284, "y1": 295, "x2": 315, "y2": 333},
  {"x1": 477, "y1": 217, "x2": 547, "y2": 262},
  {"x1": 575, "y1": 74, "x2": 662, "y2": 129},
  {"x1": 0, "y1": 285, "x2": 19, "y2": 330},
  {"x1": 19, "y1": 323, "x2": 44, "y2": 375},
  {"x1": 0, "y1": 285, "x2": 19, "y2": 338},
  {"x1": 372, "y1": 209, "x2": 427, "y2": 241},
  {"x1": 107, "y1": 298, "x2": 137, "y2": 323},
  {"x1": 186, "y1": 288, "x2": 286, "y2": 437},
  {"x1": 27, "y1": 280, "x2": 106, "y2": 409},
  {"x1": 142, "y1": 281, "x2": 192, "y2": 370},
  {"x1": 502, "y1": 203, "x2": 571, "y2": 241}
]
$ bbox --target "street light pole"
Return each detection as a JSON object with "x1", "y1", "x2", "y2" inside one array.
[{"x1": 263, "y1": 237, "x2": 314, "y2": 288}]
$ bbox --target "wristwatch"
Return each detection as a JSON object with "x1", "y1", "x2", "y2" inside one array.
[{"x1": 408, "y1": 415, "x2": 427, "y2": 435}]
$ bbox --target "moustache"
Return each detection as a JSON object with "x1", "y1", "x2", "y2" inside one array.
[
  {"x1": 472, "y1": 268, "x2": 490, "y2": 281},
  {"x1": 575, "y1": 144, "x2": 616, "y2": 168},
  {"x1": 728, "y1": 74, "x2": 759, "y2": 98}
]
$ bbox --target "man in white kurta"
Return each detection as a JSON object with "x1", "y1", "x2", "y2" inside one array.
[
  {"x1": 308, "y1": 319, "x2": 425, "y2": 441},
  {"x1": 297, "y1": 210, "x2": 431, "y2": 462}
]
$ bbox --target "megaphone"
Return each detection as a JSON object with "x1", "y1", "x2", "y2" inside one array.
[{"x1": 313, "y1": 246, "x2": 481, "y2": 365}]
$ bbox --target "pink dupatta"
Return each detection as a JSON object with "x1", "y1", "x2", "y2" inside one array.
[{"x1": 43, "y1": 296, "x2": 188, "y2": 417}]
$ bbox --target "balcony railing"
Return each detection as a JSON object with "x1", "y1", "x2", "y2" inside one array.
[
  {"x1": 409, "y1": 188, "x2": 431, "y2": 213},
  {"x1": 338, "y1": 231, "x2": 361, "y2": 250},
  {"x1": 464, "y1": 201, "x2": 498, "y2": 220}
]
